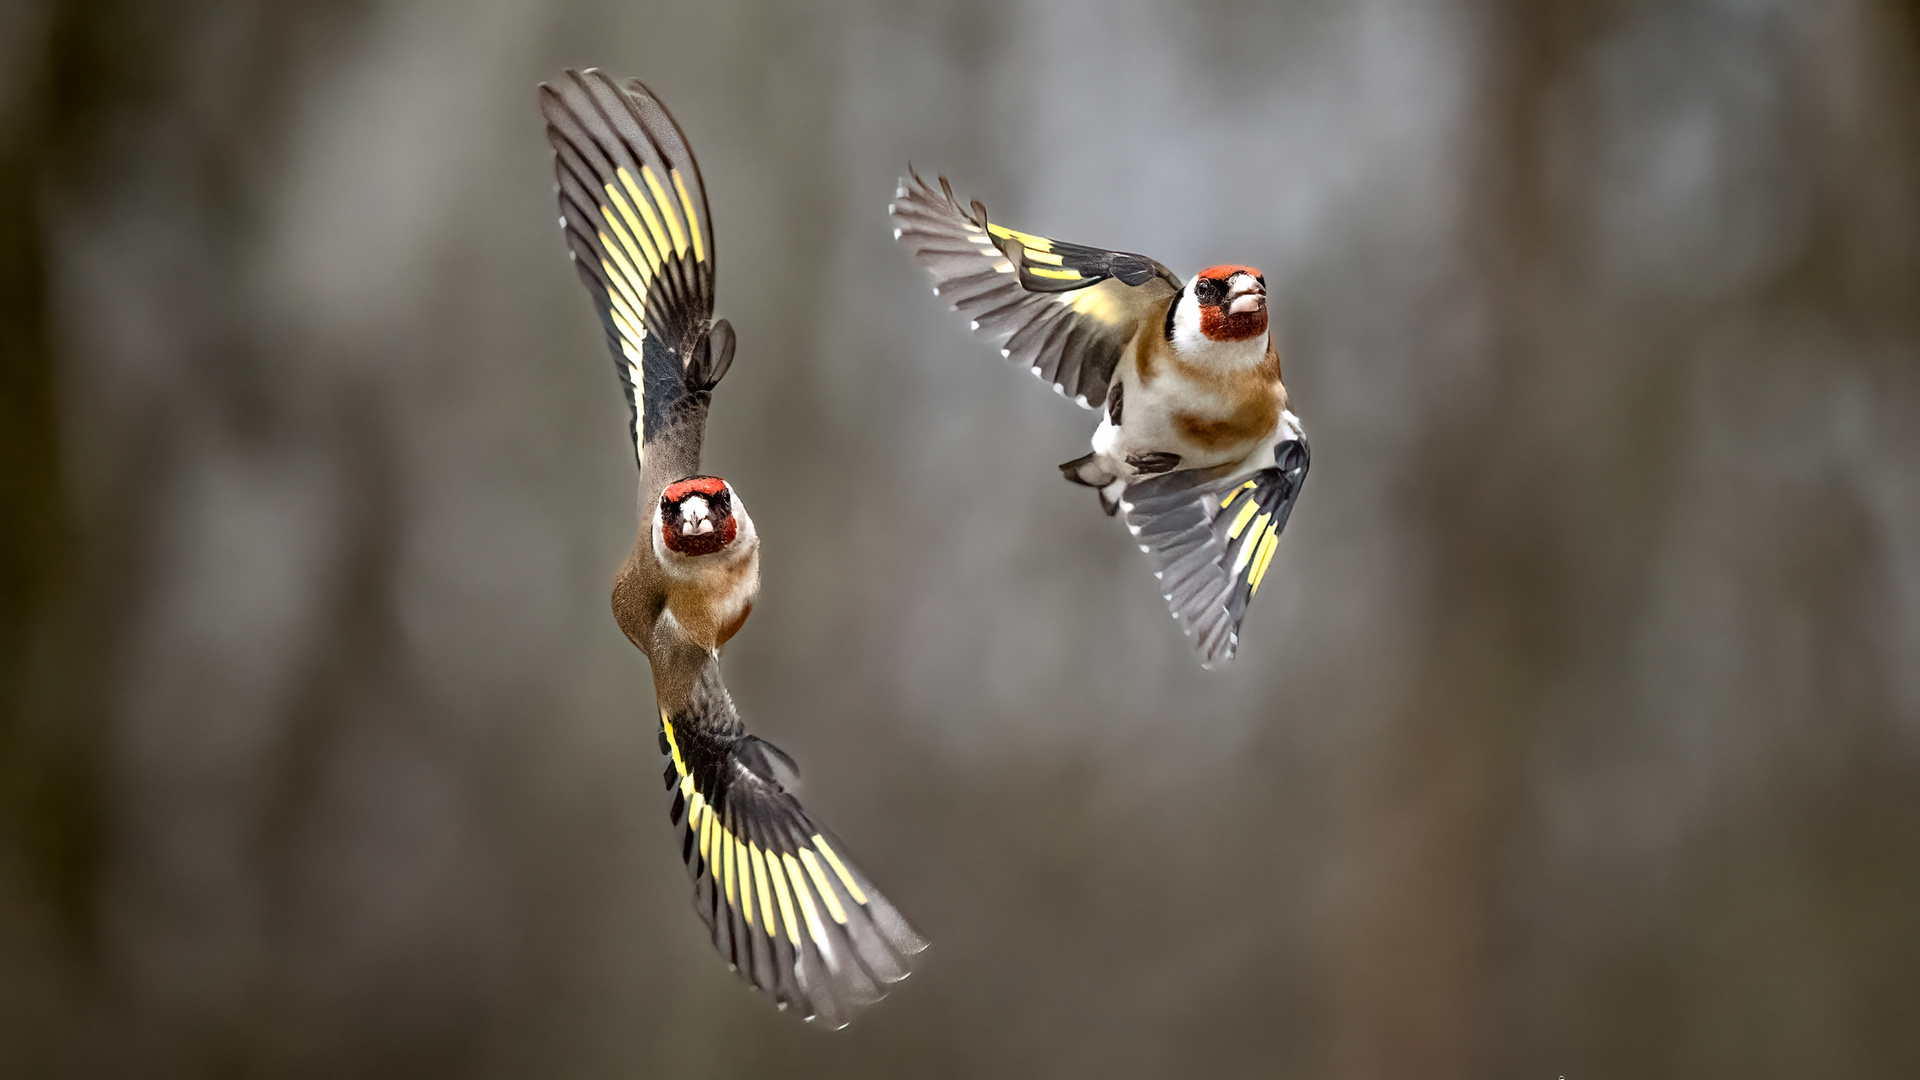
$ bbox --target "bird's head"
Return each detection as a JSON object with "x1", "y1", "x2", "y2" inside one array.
[
  {"x1": 656, "y1": 475, "x2": 743, "y2": 557},
  {"x1": 1179, "y1": 265, "x2": 1267, "y2": 344}
]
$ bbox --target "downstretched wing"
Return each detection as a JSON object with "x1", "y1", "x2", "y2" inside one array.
[
  {"x1": 890, "y1": 170, "x2": 1180, "y2": 409},
  {"x1": 1119, "y1": 438, "x2": 1310, "y2": 668},
  {"x1": 542, "y1": 69, "x2": 731, "y2": 491},
  {"x1": 658, "y1": 663, "x2": 926, "y2": 1028}
]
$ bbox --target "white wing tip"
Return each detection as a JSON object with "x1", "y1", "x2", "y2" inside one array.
[
  {"x1": 1001, "y1": 348, "x2": 1011, "y2": 358},
  {"x1": 894, "y1": 228, "x2": 903, "y2": 239},
  {"x1": 969, "y1": 320, "x2": 980, "y2": 331}
]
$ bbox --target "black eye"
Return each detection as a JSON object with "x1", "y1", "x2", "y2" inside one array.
[{"x1": 1194, "y1": 278, "x2": 1223, "y2": 304}]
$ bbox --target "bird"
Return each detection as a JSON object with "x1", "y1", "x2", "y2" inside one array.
[
  {"x1": 540, "y1": 69, "x2": 924, "y2": 1027},
  {"x1": 889, "y1": 173, "x2": 1311, "y2": 669}
]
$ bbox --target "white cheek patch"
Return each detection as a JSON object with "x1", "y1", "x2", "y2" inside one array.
[{"x1": 1171, "y1": 286, "x2": 1209, "y2": 354}]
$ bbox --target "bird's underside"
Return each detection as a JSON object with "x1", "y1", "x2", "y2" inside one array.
[
  {"x1": 543, "y1": 67, "x2": 923, "y2": 1026},
  {"x1": 889, "y1": 171, "x2": 1311, "y2": 668}
]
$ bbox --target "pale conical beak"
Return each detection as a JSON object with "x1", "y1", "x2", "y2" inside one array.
[
  {"x1": 678, "y1": 496, "x2": 715, "y2": 535},
  {"x1": 1226, "y1": 278, "x2": 1266, "y2": 315}
]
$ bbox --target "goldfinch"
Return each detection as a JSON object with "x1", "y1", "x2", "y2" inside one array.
[
  {"x1": 541, "y1": 70, "x2": 924, "y2": 1026},
  {"x1": 890, "y1": 173, "x2": 1310, "y2": 668}
]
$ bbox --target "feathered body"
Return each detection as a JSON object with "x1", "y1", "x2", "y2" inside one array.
[
  {"x1": 1083, "y1": 269, "x2": 1303, "y2": 498},
  {"x1": 637, "y1": 474, "x2": 759, "y2": 655}
]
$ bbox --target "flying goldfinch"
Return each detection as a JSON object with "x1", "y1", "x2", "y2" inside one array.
[
  {"x1": 541, "y1": 69, "x2": 924, "y2": 1026},
  {"x1": 890, "y1": 174, "x2": 1310, "y2": 668}
]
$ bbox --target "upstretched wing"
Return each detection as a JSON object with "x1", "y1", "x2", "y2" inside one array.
[
  {"x1": 658, "y1": 663, "x2": 925, "y2": 1028},
  {"x1": 542, "y1": 69, "x2": 730, "y2": 487},
  {"x1": 1119, "y1": 438, "x2": 1311, "y2": 668},
  {"x1": 890, "y1": 171, "x2": 1181, "y2": 409}
]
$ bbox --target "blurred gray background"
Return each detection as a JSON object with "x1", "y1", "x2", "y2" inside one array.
[{"x1": 4, "y1": 0, "x2": 1918, "y2": 1077}]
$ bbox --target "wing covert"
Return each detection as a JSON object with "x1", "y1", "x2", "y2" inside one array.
[
  {"x1": 890, "y1": 171, "x2": 1180, "y2": 408},
  {"x1": 541, "y1": 69, "x2": 720, "y2": 472}
]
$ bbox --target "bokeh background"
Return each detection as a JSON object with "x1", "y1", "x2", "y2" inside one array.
[{"x1": 5, "y1": 0, "x2": 1919, "y2": 1076}]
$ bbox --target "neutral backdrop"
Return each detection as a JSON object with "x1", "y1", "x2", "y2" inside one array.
[{"x1": 4, "y1": 1, "x2": 1918, "y2": 1077}]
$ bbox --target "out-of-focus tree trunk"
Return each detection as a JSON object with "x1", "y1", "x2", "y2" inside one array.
[
  {"x1": 1324, "y1": 2, "x2": 1920, "y2": 1076},
  {"x1": 1, "y1": 0, "x2": 148, "y2": 1032},
  {"x1": 1323, "y1": 4, "x2": 1611, "y2": 1075},
  {"x1": 1, "y1": 3, "x2": 368, "y2": 1073}
]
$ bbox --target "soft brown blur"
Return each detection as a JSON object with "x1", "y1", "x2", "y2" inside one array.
[{"x1": 4, "y1": 1, "x2": 1918, "y2": 1077}]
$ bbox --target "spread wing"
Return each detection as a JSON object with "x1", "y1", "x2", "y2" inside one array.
[
  {"x1": 542, "y1": 69, "x2": 731, "y2": 488},
  {"x1": 1119, "y1": 438, "x2": 1310, "y2": 668},
  {"x1": 659, "y1": 663, "x2": 926, "y2": 1028},
  {"x1": 890, "y1": 171, "x2": 1180, "y2": 409}
]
